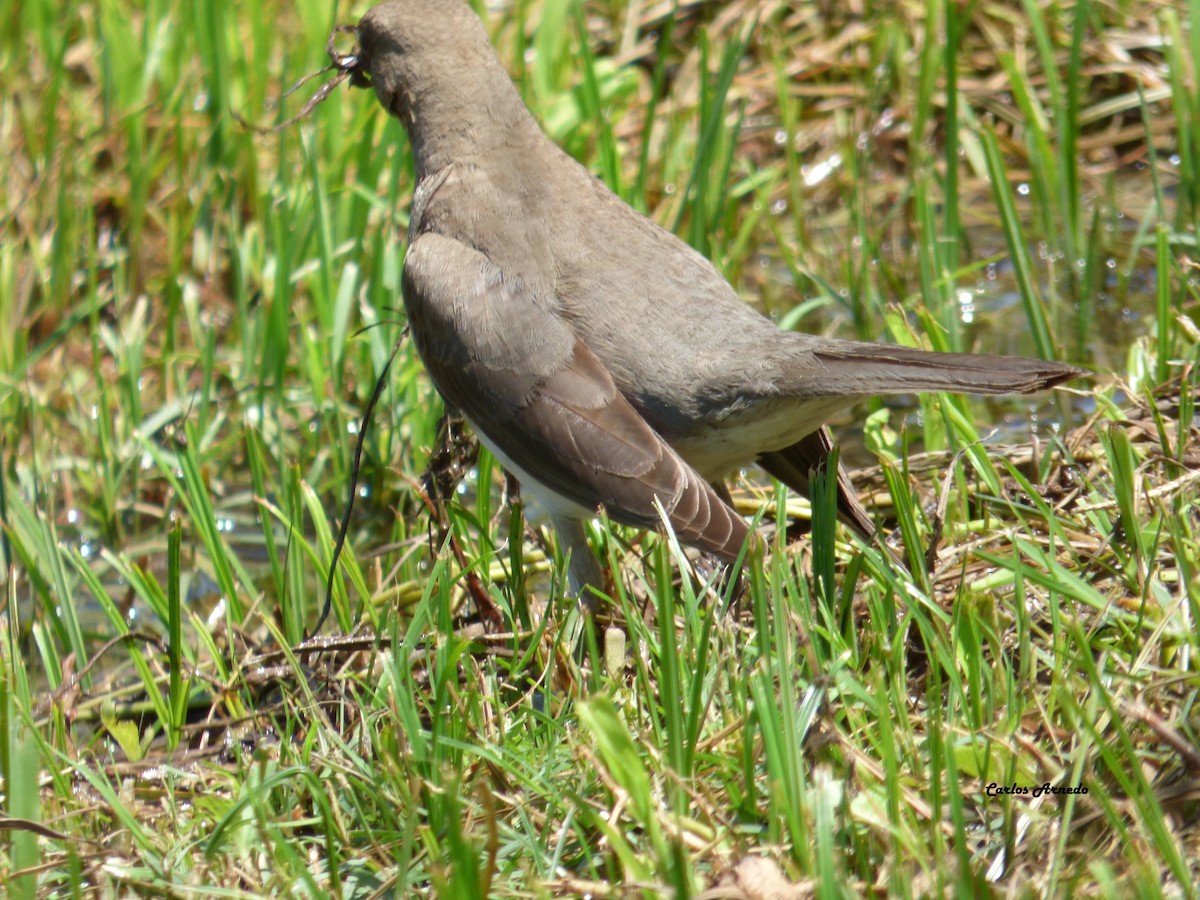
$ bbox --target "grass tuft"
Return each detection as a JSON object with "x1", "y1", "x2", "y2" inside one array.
[{"x1": 1, "y1": 0, "x2": 1197, "y2": 894}]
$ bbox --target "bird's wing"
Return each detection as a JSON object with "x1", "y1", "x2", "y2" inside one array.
[{"x1": 402, "y1": 231, "x2": 752, "y2": 562}]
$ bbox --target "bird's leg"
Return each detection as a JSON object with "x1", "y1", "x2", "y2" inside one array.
[
  {"x1": 546, "y1": 514, "x2": 616, "y2": 672},
  {"x1": 548, "y1": 515, "x2": 608, "y2": 617},
  {"x1": 691, "y1": 549, "x2": 748, "y2": 610}
]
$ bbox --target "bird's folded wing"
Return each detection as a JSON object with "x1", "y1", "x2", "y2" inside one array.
[{"x1": 403, "y1": 232, "x2": 751, "y2": 562}]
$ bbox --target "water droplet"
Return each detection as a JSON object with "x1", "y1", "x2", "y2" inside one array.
[
  {"x1": 802, "y1": 152, "x2": 842, "y2": 187},
  {"x1": 957, "y1": 290, "x2": 975, "y2": 325}
]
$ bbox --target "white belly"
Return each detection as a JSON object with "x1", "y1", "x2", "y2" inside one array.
[
  {"x1": 671, "y1": 396, "x2": 850, "y2": 479},
  {"x1": 468, "y1": 420, "x2": 594, "y2": 522}
]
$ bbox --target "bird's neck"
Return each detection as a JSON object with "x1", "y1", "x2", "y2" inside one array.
[{"x1": 399, "y1": 61, "x2": 537, "y2": 180}]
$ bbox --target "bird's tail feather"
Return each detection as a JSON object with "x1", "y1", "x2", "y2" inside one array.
[
  {"x1": 758, "y1": 428, "x2": 875, "y2": 539},
  {"x1": 808, "y1": 342, "x2": 1087, "y2": 397}
]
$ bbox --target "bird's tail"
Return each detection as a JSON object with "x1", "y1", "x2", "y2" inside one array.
[
  {"x1": 805, "y1": 340, "x2": 1087, "y2": 396},
  {"x1": 757, "y1": 427, "x2": 875, "y2": 538}
]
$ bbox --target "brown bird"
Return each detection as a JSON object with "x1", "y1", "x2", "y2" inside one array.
[{"x1": 348, "y1": 0, "x2": 1084, "y2": 593}]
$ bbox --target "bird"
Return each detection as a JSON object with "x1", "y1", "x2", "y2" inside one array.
[{"x1": 346, "y1": 0, "x2": 1085, "y2": 595}]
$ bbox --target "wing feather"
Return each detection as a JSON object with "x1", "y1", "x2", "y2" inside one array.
[{"x1": 403, "y1": 232, "x2": 752, "y2": 561}]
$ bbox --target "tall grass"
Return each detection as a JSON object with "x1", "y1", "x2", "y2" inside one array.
[{"x1": 1, "y1": 0, "x2": 1197, "y2": 895}]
